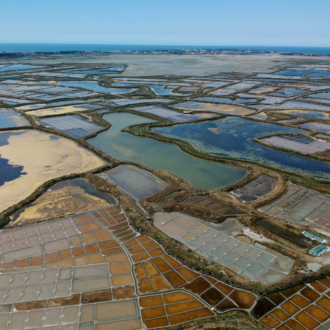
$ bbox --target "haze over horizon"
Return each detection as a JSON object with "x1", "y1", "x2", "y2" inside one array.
[{"x1": 1, "y1": 0, "x2": 329, "y2": 47}]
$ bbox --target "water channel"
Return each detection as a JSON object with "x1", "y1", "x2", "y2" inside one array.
[{"x1": 88, "y1": 113, "x2": 247, "y2": 190}]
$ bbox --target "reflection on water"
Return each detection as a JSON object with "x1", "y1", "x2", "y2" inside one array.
[
  {"x1": 58, "y1": 81, "x2": 137, "y2": 94},
  {"x1": 50, "y1": 178, "x2": 116, "y2": 204},
  {"x1": 0, "y1": 64, "x2": 43, "y2": 72},
  {"x1": 113, "y1": 82, "x2": 183, "y2": 96},
  {"x1": 88, "y1": 113, "x2": 247, "y2": 190},
  {"x1": 0, "y1": 108, "x2": 31, "y2": 128},
  {"x1": 283, "y1": 110, "x2": 328, "y2": 119},
  {"x1": 152, "y1": 117, "x2": 330, "y2": 179},
  {"x1": 0, "y1": 131, "x2": 26, "y2": 186}
]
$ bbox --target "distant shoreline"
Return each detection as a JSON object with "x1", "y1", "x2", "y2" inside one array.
[
  {"x1": 1, "y1": 48, "x2": 330, "y2": 58},
  {"x1": 0, "y1": 44, "x2": 330, "y2": 56}
]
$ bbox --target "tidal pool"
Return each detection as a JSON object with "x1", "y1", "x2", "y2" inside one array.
[
  {"x1": 152, "y1": 117, "x2": 330, "y2": 179},
  {"x1": 58, "y1": 81, "x2": 137, "y2": 94},
  {"x1": 88, "y1": 113, "x2": 247, "y2": 190}
]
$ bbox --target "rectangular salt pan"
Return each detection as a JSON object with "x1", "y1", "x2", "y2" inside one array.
[
  {"x1": 261, "y1": 136, "x2": 330, "y2": 154},
  {"x1": 109, "y1": 99, "x2": 173, "y2": 106},
  {"x1": 40, "y1": 115, "x2": 102, "y2": 138},
  {"x1": 130, "y1": 105, "x2": 218, "y2": 122}
]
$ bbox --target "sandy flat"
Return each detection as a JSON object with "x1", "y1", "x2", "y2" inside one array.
[
  {"x1": 6, "y1": 54, "x2": 330, "y2": 77},
  {"x1": 11, "y1": 186, "x2": 109, "y2": 226},
  {"x1": 174, "y1": 101, "x2": 254, "y2": 115},
  {"x1": 0, "y1": 130, "x2": 107, "y2": 214},
  {"x1": 26, "y1": 104, "x2": 101, "y2": 117}
]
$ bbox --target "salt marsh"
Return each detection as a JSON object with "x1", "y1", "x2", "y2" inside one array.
[
  {"x1": 152, "y1": 117, "x2": 330, "y2": 179},
  {"x1": 88, "y1": 113, "x2": 247, "y2": 190}
]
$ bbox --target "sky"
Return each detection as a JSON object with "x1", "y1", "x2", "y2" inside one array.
[{"x1": 1, "y1": 0, "x2": 329, "y2": 47}]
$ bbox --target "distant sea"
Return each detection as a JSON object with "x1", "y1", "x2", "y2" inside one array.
[{"x1": 0, "y1": 44, "x2": 330, "y2": 55}]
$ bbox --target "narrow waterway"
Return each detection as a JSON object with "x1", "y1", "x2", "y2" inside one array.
[{"x1": 88, "y1": 113, "x2": 247, "y2": 191}]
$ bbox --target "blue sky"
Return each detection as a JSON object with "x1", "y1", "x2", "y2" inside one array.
[{"x1": 1, "y1": 0, "x2": 329, "y2": 46}]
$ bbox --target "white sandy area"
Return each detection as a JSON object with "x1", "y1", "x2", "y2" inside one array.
[{"x1": 243, "y1": 227, "x2": 274, "y2": 243}]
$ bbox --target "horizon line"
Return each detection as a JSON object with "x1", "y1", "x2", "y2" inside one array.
[{"x1": 0, "y1": 43, "x2": 329, "y2": 48}]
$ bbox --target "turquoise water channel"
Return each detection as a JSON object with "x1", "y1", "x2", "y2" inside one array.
[{"x1": 88, "y1": 113, "x2": 247, "y2": 190}]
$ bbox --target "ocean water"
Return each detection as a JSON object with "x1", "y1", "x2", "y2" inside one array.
[{"x1": 0, "y1": 44, "x2": 330, "y2": 55}]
